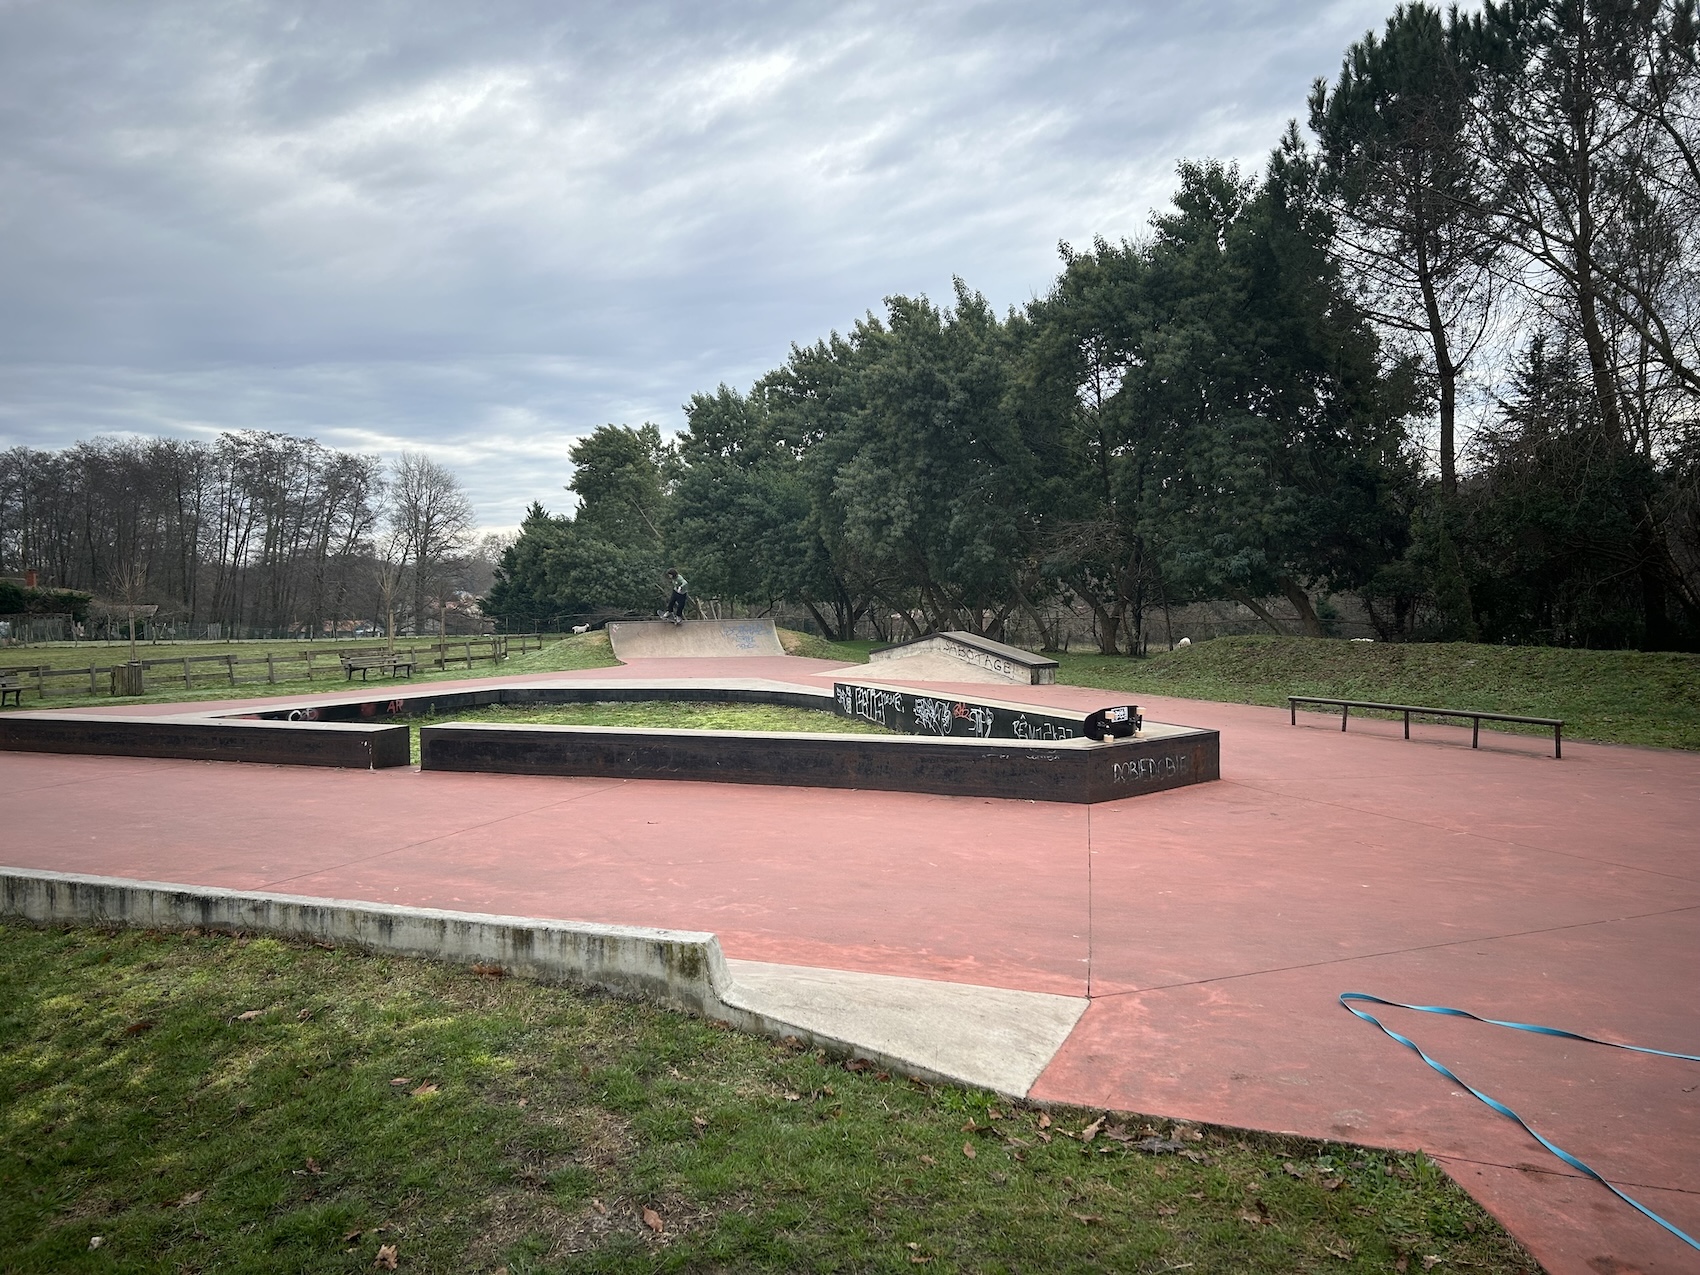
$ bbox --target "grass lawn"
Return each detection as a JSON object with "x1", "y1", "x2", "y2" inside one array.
[
  {"x1": 0, "y1": 924, "x2": 1537, "y2": 1275},
  {"x1": 406, "y1": 701, "x2": 890, "y2": 764},
  {"x1": 1051, "y1": 636, "x2": 1700, "y2": 751},
  {"x1": 0, "y1": 633, "x2": 621, "y2": 713}
]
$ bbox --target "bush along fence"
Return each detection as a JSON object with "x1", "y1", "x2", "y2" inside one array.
[{"x1": 0, "y1": 636, "x2": 542, "y2": 702}]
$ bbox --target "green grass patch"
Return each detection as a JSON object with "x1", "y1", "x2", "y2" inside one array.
[
  {"x1": 1054, "y1": 635, "x2": 1700, "y2": 750},
  {"x1": 0, "y1": 924, "x2": 1537, "y2": 1274},
  {"x1": 775, "y1": 629, "x2": 875, "y2": 663},
  {"x1": 1, "y1": 634, "x2": 620, "y2": 713},
  {"x1": 407, "y1": 701, "x2": 890, "y2": 764}
]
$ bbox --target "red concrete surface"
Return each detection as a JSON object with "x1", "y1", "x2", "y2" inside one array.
[{"x1": 2, "y1": 655, "x2": 1695, "y2": 1273}]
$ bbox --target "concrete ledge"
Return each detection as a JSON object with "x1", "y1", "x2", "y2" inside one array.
[
  {"x1": 420, "y1": 721, "x2": 1219, "y2": 803},
  {"x1": 0, "y1": 868, "x2": 1081, "y2": 1097},
  {"x1": 0, "y1": 868, "x2": 731, "y2": 1018},
  {"x1": 0, "y1": 713, "x2": 409, "y2": 769},
  {"x1": 868, "y1": 632, "x2": 1060, "y2": 685}
]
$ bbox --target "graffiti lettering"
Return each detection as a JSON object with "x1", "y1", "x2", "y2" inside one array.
[
  {"x1": 1013, "y1": 715, "x2": 1074, "y2": 741},
  {"x1": 1111, "y1": 753, "x2": 1190, "y2": 784}
]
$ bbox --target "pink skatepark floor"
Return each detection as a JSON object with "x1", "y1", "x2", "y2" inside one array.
[{"x1": 2, "y1": 654, "x2": 1696, "y2": 1273}]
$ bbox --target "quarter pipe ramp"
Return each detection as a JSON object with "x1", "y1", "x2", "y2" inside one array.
[{"x1": 605, "y1": 617, "x2": 786, "y2": 660}]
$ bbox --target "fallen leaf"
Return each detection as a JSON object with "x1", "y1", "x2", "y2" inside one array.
[
  {"x1": 845, "y1": 1058, "x2": 870, "y2": 1073},
  {"x1": 1238, "y1": 1212, "x2": 1265, "y2": 1227},
  {"x1": 516, "y1": 1098, "x2": 527, "y2": 1108},
  {"x1": 909, "y1": 1257, "x2": 930, "y2": 1266},
  {"x1": 1324, "y1": 1177, "x2": 1346, "y2": 1191},
  {"x1": 1037, "y1": 1130, "x2": 1052, "y2": 1144},
  {"x1": 1394, "y1": 1258, "x2": 1409, "y2": 1274},
  {"x1": 471, "y1": 963, "x2": 504, "y2": 978},
  {"x1": 1080, "y1": 1116, "x2": 1106, "y2": 1144},
  {"x1": 343, "y1": 1230, "x2": 363, "y2": 1243},
  {"x1": 88, "y1": 1237, "x2": 105, "y2": 1250},
  {"x1": 875, "y1": 1071, "x2": 891, "y2": 1081},
  {"x1": 305, "y1": 1158, "x2": 324, "y2": 1175},
  {"x1": 691, "y1": 1115, "x2": 708, "y2": 1128},
  {"x1": 374, "y1": 1243, "x2": 398, "y2": 1270},
  {"x1": 961, "y1": 1118, "x2": 979, "y2": 1133},
  {"x1": 783, "y1": 1091, "x2": 801, "y2": 1102},
  {"x1": 1326, "y1": 1245, "x2": 1353, "y2": 1260},
  {"x1": 1283, "y1": 1161, "x2": 1306, "y2": 1178},
  {"x1": 390, "y1": 1078, "x2": 410, "y2": 1087},
  {"x1": 1422, "y1": 1259, "x2": 1442, "y2": 1271},
  {"x1": 1134, "y1": 1137, "x2": 1186, "y2": 1155},
  {"x1": 1104, "y1": 1123, "x2": 1133, "y2": 1142},
  {"x1": 1073, "y1": 1213, "x2": 1103, "y2": 1224},
  {"x1": 1156, "y1": 1204, "x2": 1179, "y2": 1217},
  {"x1": 590, "y1": 1198, "x2": 607, "y2": 1215},
  {"x1": 123, "y1": 1020, "x2": 153, "y2": 1036},
  {"x1": 409, "y1": 1083, "x2": 438, "y2": 1098},
  {"x1": 642, "y1": 1207, "x2": 663, "y2": 1234},
  {"x1": 1256, "y1": 1198, "x2": 1270, "y2": 1219},
  {"x1": 920, "y1": 1155, "x2": 936, "y2": 1166},
  {"x1": 296, "y1": 1008, "x2": 314, "y2": 1022},
  {"x1": 1038, "y1": 1113, "x2": 1052, "y2": 1130},
  {"x1": 175, "y1": 1190, "x2": 204, "y2": 1207},
  {"x1": 314, "y1": 939, "x2": 336, "y2": 949},
  {"x1": 234, "y1": 1009, "x2": 264, "y2": 1022},
  {"x1": 961, "y1": 1142, "x2": 976, "y2": 1159}
]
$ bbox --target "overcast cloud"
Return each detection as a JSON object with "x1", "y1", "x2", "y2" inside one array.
[{"x1": 0, "y1": 0, "x2": 1401, "y2": 531}]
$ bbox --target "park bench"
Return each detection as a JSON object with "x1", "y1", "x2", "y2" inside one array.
[
  {"x1": 1288, "y1": 695, "x2": 1563, "y2": 759},
  {"x1": 0, "y1": 676, "x2": 22, "y2": 707},
  {"x1": 340, "y1": 652, "x2": 416, "y2": 682}
]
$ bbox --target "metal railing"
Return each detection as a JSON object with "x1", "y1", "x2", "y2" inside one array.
[{"x1": 1288, "y1": 695, "x2": 1564, "y2": 759}]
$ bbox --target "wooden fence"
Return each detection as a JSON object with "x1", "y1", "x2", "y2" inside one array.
[{"x1": 0, "y1": 636, "x2": 544, "y2": 701}]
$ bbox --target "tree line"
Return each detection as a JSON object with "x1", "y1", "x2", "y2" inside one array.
[
  {"x1": 490, "y1": 0, "x2": 1700, "y2": 652},
  {"x1": 0, "y1": 433, "x2": 487, "y2": 640}
]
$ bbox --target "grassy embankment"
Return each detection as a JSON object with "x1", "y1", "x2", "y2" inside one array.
[
  {"x1": 0, "y1": 633, "x2": 622, "y2": 712},
  {"x1": 1053, "y1": 635, "x2": 1700, "y2": 751},
  {"x1": 0, "y1": 923, "x2": 1537, "y2": 1275}
]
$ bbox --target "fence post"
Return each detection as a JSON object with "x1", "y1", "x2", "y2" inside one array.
[
  {"x1": 267, "y1": 652, "x2": 276, "y2": 684},
  {"x1": 89, "y1": 666, "x2": 97, "y2": 694},
  {"x1": 226, "y1": 654, "x2": 236, "y2": 685},
  {"x1": 183, "y1": 658, "x2": 192, "y2": 689}
]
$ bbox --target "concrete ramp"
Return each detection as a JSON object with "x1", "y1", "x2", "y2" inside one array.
[{"x1": 606, "y1": 617, "x2": 786, "y2": 660}]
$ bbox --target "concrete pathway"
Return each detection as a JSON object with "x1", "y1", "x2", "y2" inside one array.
[{"x1": 2, "y1": 652, "x2": 1695, "y2": 1273}]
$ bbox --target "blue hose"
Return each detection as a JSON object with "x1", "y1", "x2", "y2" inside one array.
[{"x1": 1340, "y1": 992, "x2": 1699, "y2": 1253}]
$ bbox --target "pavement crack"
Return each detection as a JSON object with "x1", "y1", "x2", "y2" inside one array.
[
  {"x1": 250, "y1": 777, "x2": 627, "y2": 893},
  {"x1": 1221, "y1": 778, "x2": 1700, "y2": 886},
  {"x1": 1082, "y1": 900, "x2": 1700, "y2": 1000},
  {"x1": 1428, "y1": 1151, "x2": 1700, "y2": 1196}
]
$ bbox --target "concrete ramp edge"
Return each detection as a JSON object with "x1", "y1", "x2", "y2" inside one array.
[
  {"x1": 0, "y1": 868, "x2": 1080, "y2": 1098},
  {"x1": 606, "y1": 617, "x2": 785, "y2": 660}
]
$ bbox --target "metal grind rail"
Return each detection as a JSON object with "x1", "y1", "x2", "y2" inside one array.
[{"x1": 1289, "y1": 695, "x2": 1564, "y2": 759}]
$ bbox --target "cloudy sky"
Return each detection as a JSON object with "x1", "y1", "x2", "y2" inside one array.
[{"x1": 0, "y1": 0, "x2": 1401, "y2": 532}]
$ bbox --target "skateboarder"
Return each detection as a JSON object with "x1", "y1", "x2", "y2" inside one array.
[{"x1": 663, "y1": 569, "x2": 689, "y2": 624}]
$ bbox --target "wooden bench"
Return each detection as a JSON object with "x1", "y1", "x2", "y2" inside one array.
[
  {"x1": 0, "y1": 677, "x2": 22, "y2": 707},
  {"x1": 1289, "y1": 696, "x2": 1563, "y2": 759},
  {"x1": 340, "y1": 653, "x2": 416, "y2": 682}
]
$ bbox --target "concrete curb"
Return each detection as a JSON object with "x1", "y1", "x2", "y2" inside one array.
[
  {"x1": 0, "y1": 868, "x2": 730, "y2": 1018},
  {"x1": 0, "y1": 868, "x2": 1062, "y2": 1097}
]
